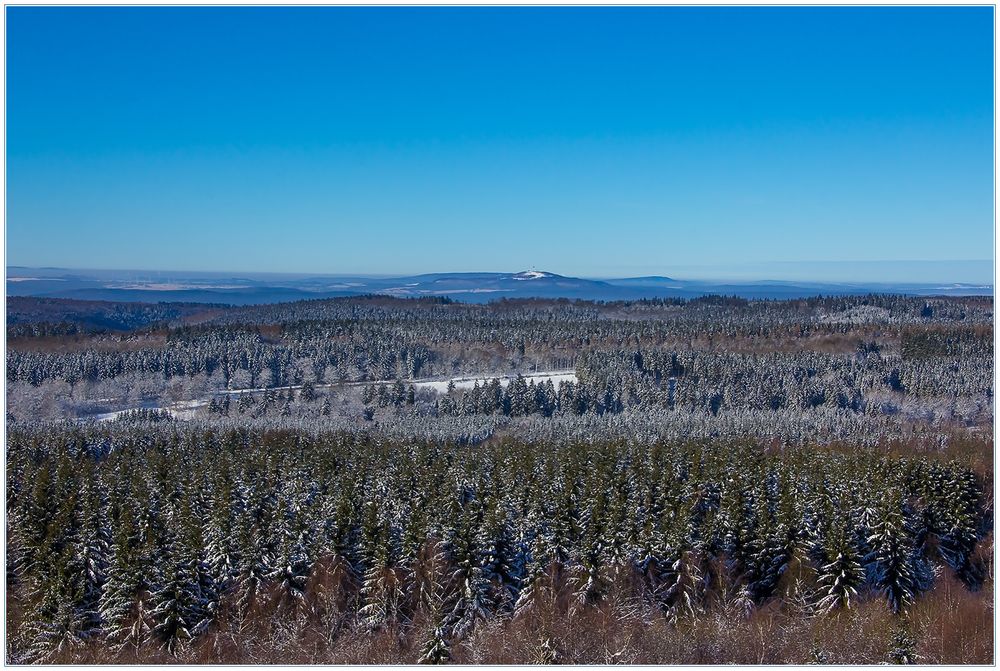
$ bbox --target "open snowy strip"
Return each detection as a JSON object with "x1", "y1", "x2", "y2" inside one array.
[
  {"x1": 219, "y1": 369, "x2": 577, "y2": 396},
  {"x1": 79, "y1": 370, "x2": 577, "y2": 422},
  {"x1": 87, "y1": 399, "x2": 209, "y2": 422},
  {"x1": 415, "y1": 370, "x2": 577, "y2": 393}
]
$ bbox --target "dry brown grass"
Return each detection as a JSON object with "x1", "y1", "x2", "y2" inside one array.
[
  {"x1": 13, "y1": 579, "x2": 991, "y2": 665},
  {"x1": 910, "y1": 566, "x2": 995, "y2": 663}
]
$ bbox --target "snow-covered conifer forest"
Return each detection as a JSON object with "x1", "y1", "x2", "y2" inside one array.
[{"x1": 5, "y1": 293, "x2": 993, "y2": 663}]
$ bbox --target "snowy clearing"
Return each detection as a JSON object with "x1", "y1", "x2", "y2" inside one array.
[
  {"x1": 415, "y1": 370, "x2": 576, "y2": 393},
  {"x1": 79, "y1": 370, "x2": 577, "y2": 422},
  {"x1": 89, "y1": 399, "x2": 209, "y2": 422}
]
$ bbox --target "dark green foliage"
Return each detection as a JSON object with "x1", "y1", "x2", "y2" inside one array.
[
  {"x1": 5, "y1": 424, "x2": 990, "y2": 662},
  {"x1": 864, "y1": 492, "x2": 933, "y2": 614},
  {"x1": 418, "y1": 622, "x2": 452, "y2": 664},
  {"x1": 886, "y1": 621, "x2": 919, "y2": 664}
]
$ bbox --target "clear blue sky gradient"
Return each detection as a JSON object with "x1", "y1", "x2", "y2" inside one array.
[{"x1": 6, "y1": 7, "x2": 995, "y2": 280}]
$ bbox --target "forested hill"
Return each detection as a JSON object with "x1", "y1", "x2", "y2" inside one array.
[{"x1": 8, "y1": 266, "x2": 994, "y2": 305}]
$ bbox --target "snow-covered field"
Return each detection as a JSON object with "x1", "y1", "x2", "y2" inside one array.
[
  {"x1": 89, "y1": 399, "x2": 209, "y2": 422},
  {"x1": 414, "y1": 370, "x2": 576, "y2": 393},
  {"x1": 215, "y1": 369, "x2": 577, "y2": 396},
  {"x1": 81, "y1": 370, "x2": 577, "y2": 422}
]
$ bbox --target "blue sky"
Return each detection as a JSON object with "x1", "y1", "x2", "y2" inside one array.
[{"x1": 6, "y1": 7, "x2": 995, "y2": 281}]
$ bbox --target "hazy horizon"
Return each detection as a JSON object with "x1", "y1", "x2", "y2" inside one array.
[{"x1": 7, "y1": 258, "x2": 994, "y2": 285}]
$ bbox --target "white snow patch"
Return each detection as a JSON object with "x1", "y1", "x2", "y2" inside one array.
[
  {"x1": 818, "y1": 305, "x2": 894, "y2": 324},
  {"x1": 85, "y1": 398, "x2": 209, "y2": 423},
  {"x1": 90, "y1": 409, "x2": 133, "y2": 422},
  {"x1": 113, "y1": 283, "x2": 249, "y2": 291},
  {"x1": 429, "y1": 289, "x2": 512, "y2": 294},
  {"x1": 79, "y1": 371, "x2": 576, "y2": 422},
  {"x1": 7, "y1": 277, "x2": 66, "y2": 282},
  {"x1": 416, "y1": 370, "x2": 576, "y2": 393},
  {"x1": 933, "y1": 285, "x2": 992, "y2": 290}
]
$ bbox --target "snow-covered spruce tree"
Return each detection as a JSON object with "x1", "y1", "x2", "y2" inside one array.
[
  {"x1": 268, "y1": 479, "x2": 318, "y2": 613},
  {"x1": 418, "y1": 598, "x2": 453, "y2": 665},
  {"x1": 658, "y1": 524, "x2": 706, "y2": 623},
  {"x1": 99, "y1": 475, "x2": 161, "y2": 654},
  {"x1": 233, "y1": 480, "x2": 280, "y2": 624},
  {"x1": 22, "y1": 547, "x2": 90, "y2": 663},
  {"x1": 568, "y1": 520, "x2": 609, "y2": 612},
  {"x1": 189, "y1": 484, "x2": 222, "y2": 627},
  {"x1": 745, "y1": 474, "x2": 793, "y2": 603},
  {"x1": 935, "y1": 465, "x2": 986, "y2": 589},
  {"x1": 475, "y1": 497, "x2": 520, "y2": 613},
  {"x1": 444, "y1": 486, "x2": 492, "y2": 640},
  {"x1": 812, "y1": 515, "x2": 865, "y2": 615},
  {"x1": 633, "y1": 463, "x2": 668, "y2": 606},
  {"x1": 358, "y1": 498, "x2": 404, "y2": 630},
  {"x1": 404, "y1": 532, "x2": 447, "y2": 623},
  {"x1": 885, "y1": 619, "x2": 919, "y2": 664},
  {"x1": 148, "y1": 494, "x2": 217, "y2": 655},
  {"x1": 203, "y1": 467, "x2": 244, "y2": 613},
  {"x1": 714, "y1": 469, "x2": 761, "y2": 610},
  {"x1": 513, "y1": 525, "x2": 555, "y2": 619},
  {"x1": 807, "y1": 643, "x2": 831, "y2": 664},
  {"x1": 865, "y1": 490, "x2": 933, "y2": 614},
  {"x1": 100, "y1": 508, "x2": 152, "y2": 653},
  {"x1": 17, "y1": 454, "x2": 60, "y2": 598},
  {"x1": 55, "y1": 466, "x2": 112, "y2": 646},
  {"x1": 19, "y1": 454, "x2": 98, "y2": 662},
  {"x1": 323, "y1": 484, "x2": 361, "y2": 600},
  {"x1": 598, "y1": 460, "x2": 633, "y2": 568}
]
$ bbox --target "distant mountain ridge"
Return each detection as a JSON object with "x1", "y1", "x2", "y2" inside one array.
[{"x1": 6, "y1": 267, "x2": 993, "y2": 305}]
